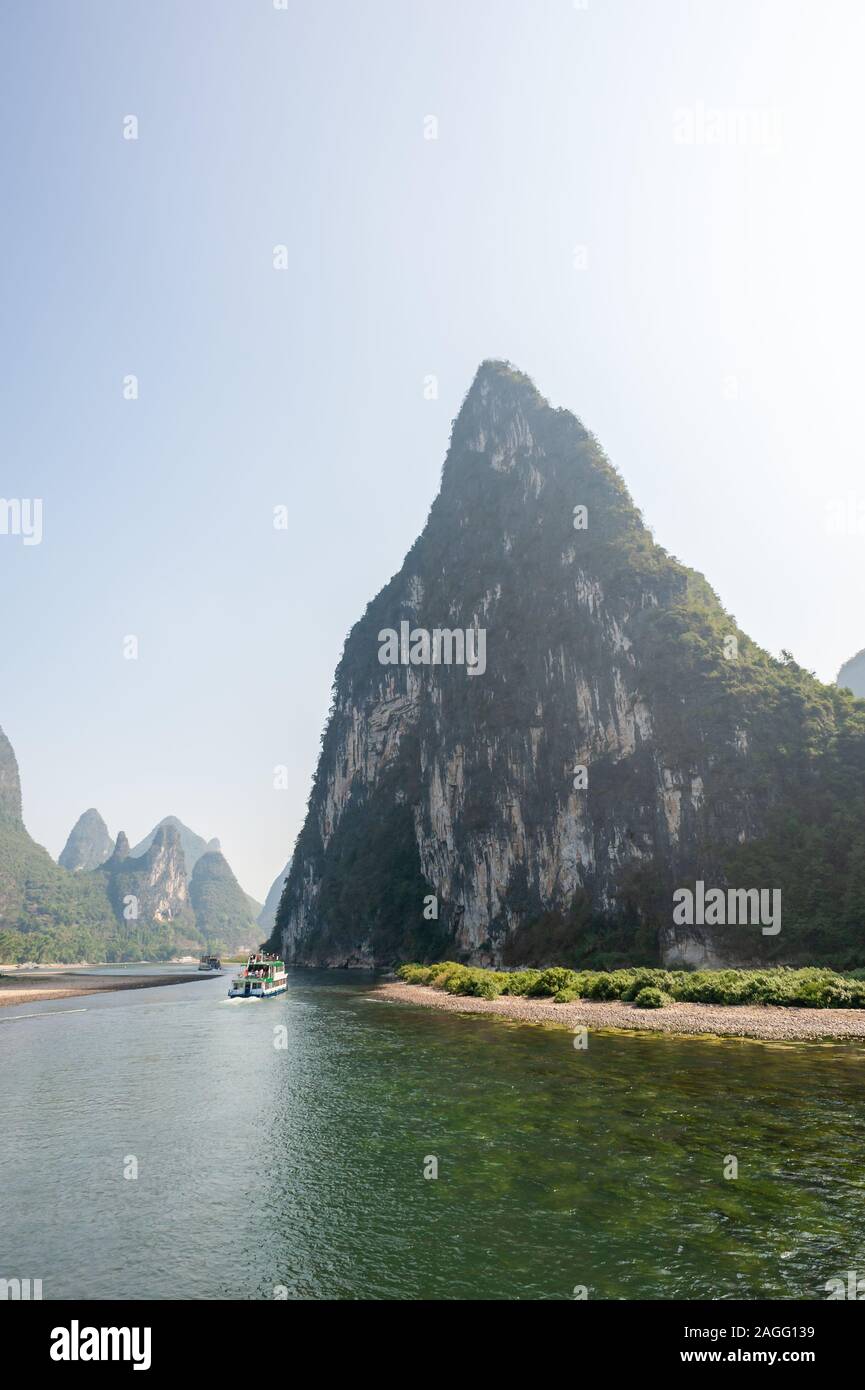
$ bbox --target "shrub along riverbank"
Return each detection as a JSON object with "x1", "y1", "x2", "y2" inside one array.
[{"x1": 396, "y1": 962, "x2": 865, "y2": 1010}]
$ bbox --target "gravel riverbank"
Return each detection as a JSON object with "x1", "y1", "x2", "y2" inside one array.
[
  {"x1": 0, "y1": 971, "x2": 207, "y2": 1009},
  {"x1": 373, "y1": 981, "x2": 865, "y2": 1042}
]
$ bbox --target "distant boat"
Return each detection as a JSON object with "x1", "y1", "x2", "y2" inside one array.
[
  {"x1": 198, "y1": 954, "x2": 222, "y2": 972},
  {"x1": 227, "y1": 953, "x2": 287, "y2": 999}
]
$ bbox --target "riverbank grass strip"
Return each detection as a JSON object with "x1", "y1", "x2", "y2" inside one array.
[{"x1": 397, "y1": 963, "x2": 865, "y2": 1009}]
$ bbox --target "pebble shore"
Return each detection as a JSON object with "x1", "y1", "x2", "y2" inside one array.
[
  {"x1": 374, "y1": 981, "x2": 865, "y2": 1042},
  {"x1": 0, "y1": 971, "x2": 206, "y2": 1009}
]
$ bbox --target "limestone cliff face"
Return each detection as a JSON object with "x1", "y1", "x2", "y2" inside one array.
[
  {"x1": 0, "y1": 726, "x2": 22, "y2": 825},
  {"x1": 100, "y1": 824, "x2": 193, "y2": 929},
  {"x1": 129, "y1": 816, "x2": 218, "y2": 881},
  {"x1": 838, "y1": 650, "x2": 865, "y2": 698},
  {"x1": 59, "y1": 809, "x2": 114, "y2": 872},
  {"x1": 270, "y1": 362, "x2": 865, "y2": 969},
  {"x1": 258, "y1": 859, "x2": 292, "y2": 934}
]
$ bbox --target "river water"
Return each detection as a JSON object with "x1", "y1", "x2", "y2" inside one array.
[{"x1": 1, "y1": 969, "x2": 863, "y2": 1300}]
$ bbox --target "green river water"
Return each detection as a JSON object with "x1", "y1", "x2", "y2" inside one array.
[{"x1": 1, "y1": 968, "x2": 863, "y2": 1300}]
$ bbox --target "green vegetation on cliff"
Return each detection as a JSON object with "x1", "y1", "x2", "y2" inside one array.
[
  {"x1": 272, "y1": 363, "x2": 865, "y2": 970},
  {"x1": 188, "y1": 850, "x2": 261, "y2": 951},
  {"x1": 0, "y1": 725, "x2": 264, "y2": 963},
  {"x1": 0, "y1": 727, "x2": 117, "y2": 961},
  {"x1": 0, "y1": 816, "x2": 117, "y2": 963}
]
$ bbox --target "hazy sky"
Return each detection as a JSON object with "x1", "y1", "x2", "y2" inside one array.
[{"x1": 2, "y1": 0, "x2": 863, "y2": 899}]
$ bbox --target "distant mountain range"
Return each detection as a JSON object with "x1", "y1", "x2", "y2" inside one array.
[
  {"x1": 1, "y1": 728, "x2": 117, "y2": 961},
  {"x1": 0, "y1": 725, "x2": 267, "y2": 964}
]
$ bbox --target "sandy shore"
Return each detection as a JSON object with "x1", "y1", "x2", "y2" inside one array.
[
  {"x1": 374, "y1": 981, "x2": 865, "y2": 1043},
  {"x1": 0, "y1": 971, "x2": 207, "y2": 1010}
]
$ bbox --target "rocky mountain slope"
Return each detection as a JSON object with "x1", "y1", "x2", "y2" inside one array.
[
  {"x1": 59, "y1": 809, "x2": 114, "y2": 872},
  {"x1": 0, "y1": 726, "x2": 23, "y2": 824},
  {"x1": 97, "y1": 825, "x2": 196, "y2": 952},
  {"x1": 189, "y1": 850, "x2": 261, "y2": 950},
  {"x1": 267, "y1": 362, "x2": 865, "y2": 970},
  {"x1": 129, "y1": 816, "x2": 219, "y2": 879},
  {"x1": 258, "y1": 859, "x2": 292, "y2": 935},
  {"x1": 838, "y1": 650, "x2": 865, "y2": 699},
  {"x1": 0, "y1": 727, "x2": 117, "y2": 960},
  {"x1": 0, "y1": 728, "x2": 264, "y2": 961}
]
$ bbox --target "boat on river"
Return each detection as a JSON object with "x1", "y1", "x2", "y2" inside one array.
[
  {"x1": 198, "y1": 954, "x2": 222, "y2": 972},
  {"x1": 227, "y1": 953, "x2": 287, "y2": 999}
]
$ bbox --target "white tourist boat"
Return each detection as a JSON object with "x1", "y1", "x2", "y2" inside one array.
[{"x1": 227, "y1": 952, "x2": 287, "y2": 999}]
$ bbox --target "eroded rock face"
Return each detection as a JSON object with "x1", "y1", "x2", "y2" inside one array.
[
  {"x1": 258, "y1": 859, "x2": 292, "y2": 934},
  {"x1": 101, "y1": 824, "x2": 191, "y2": 926},
  {"x1": 838, "y1": 650, "x2": 865, "y2": 698},
  {"x1": 129, "y1": 817, "x2": 213, "y2": 881},
  {"x1": 0, "y1": 726, "x2": 22, "y2": 825},
  {"x1": 59, "y1": 809, "x2": 114, "y2": 872},
  {"x1": 268, "y1": 361, "x2": 861, "y2": 968}
]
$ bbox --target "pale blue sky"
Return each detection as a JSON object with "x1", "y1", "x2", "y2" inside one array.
[{"x1": 2, "y1": 0, "x2": 863, "y2": 899}]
